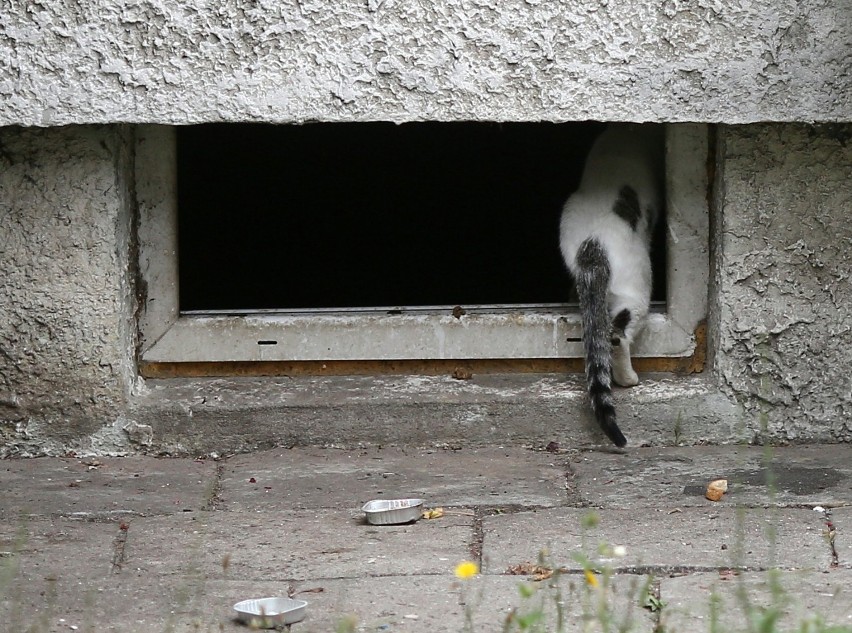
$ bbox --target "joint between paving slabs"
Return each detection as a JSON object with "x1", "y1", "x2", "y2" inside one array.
[
  {"x1": 61, "y1": 510, "x2": 146, "y2": 523},
  {"x1": 110, "y1": 521, "x2": 130, "y2": 574},
  {"x1": 823, "y1": 507, "x2": 839, "y2": 568},
  {"x1": 648, "y1": 576, "x2": 663, "y2": 632},
  {"x1": 583, "y1": 564, "x2": 772, "y2": 576},
  {"x1": 470, "y1": 507, "x2": 485, "y2": 567},
  {"x1": 202, "y1": 462, "x2": 225, "y2": 511},
  {"x1": 562, "y1": 459, "x2": 591, "y2": 508}
]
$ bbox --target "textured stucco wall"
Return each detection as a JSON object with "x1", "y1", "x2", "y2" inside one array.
[
  {"x1": 0, "y1": 125, "x2": 140, "y2": 456},
  {"x1": 2, "y1": 122, "x2": 852, "y2": 454},
  {"x1": 1, "y1": 0, "x2": 849, "y2": 127},
  {"x1": 712, "y1": 124, "x2": 852, "y2": 442}
]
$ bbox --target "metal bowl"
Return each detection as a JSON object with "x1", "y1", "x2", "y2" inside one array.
[
  {"x1": 233, "y1": 597, "x2": 308, "y2": 628},
  {"x1": 362, "y1": 498, "x2": 424, "y2": 525}
]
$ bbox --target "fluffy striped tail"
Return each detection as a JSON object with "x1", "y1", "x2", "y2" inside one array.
[{"x1": 575, "y1": 238, "x2": 627, "y2": 447}]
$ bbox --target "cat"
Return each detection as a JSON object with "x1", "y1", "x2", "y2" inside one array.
[{"x1": 559, "y1": 124, "x2": 665, "y2": 447}]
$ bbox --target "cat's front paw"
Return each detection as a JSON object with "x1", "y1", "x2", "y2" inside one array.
[{"x1": 613, "y1": 367, "x2": 639, "y2": 387}]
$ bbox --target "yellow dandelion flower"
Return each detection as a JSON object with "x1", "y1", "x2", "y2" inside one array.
[
  {"x1": 584, "y1": 569, "x2": 599, "y2": 587},
  {"x1": 455, "y1": 561, "x2": 479, "y2": 579}
]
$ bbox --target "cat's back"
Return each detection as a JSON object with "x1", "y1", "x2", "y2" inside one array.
[
  {"x1": 560, "y1": 124, "x2": 664, "y2": 265},
  {"x1": 578, "y1": 124, "x2": 664, "y2": 195}
]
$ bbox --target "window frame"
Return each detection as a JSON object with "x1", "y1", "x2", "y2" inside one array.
[{"x1": 135, "y1": 124, "x2": 708, "y2": 368}]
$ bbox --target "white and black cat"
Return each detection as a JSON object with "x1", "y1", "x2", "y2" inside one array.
[{"x1": 559, "y1": 124, "x2": 664, "y2": 447}]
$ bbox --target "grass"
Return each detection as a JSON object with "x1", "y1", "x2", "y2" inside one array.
[
  {"x1": 327, "y1": 500, "x2": 852, "y2": 633},
  {"x1": 425, "y1": 447, "x2": 851, "y2": 632},
  {"x1": 3, "y1": 512, "x2": 850, "y2": 633},
  {"x1": 433, "y1": 522, "x2": 851, "y2": 633}
]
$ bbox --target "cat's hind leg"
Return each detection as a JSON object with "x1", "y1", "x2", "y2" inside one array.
[
  {"x1": 611, "y1": 339, "x2": 638, "y2": 387},
  {"x1": 610, "y1": 308, "x2": 641, "y2": 387}
]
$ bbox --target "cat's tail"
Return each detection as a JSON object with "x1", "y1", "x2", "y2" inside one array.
[{"x1": 574, "y1": 237, "x2": 627, "y2": 447}]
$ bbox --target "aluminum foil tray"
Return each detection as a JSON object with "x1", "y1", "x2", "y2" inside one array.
[
  {"x1": 362, "y1": 498, "x2": 424, "y2": 525},
  {"x1": 233, "y1": 597, "x2": 307, "y2": 628}
]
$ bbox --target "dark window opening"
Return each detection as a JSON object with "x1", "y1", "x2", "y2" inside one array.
[{"x1": 177, "y1": 122, "x2": 666, "y2": 312}]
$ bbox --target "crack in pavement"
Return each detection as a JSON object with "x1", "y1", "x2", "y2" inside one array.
[
  {"x1": 469, "y1": 507, "x2": 485, "y2": 565},
  {"x1": 202, "y1": 462, "x2": 225, "y2": 511},
  {"x1": 822, "y1": 508, "x2": 839, "y2": 567},
  {"x1": 110, "y1": 521, "x2": 130, "y2": 574}
]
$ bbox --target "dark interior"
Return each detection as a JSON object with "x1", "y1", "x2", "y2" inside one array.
[{"x1": 177, "y1": 122, "x2": 665, "y2": 312}]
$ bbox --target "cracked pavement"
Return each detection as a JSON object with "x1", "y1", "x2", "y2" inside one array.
[{"x1": 1, "y1": 445, "x2": 851, "y2": 631}]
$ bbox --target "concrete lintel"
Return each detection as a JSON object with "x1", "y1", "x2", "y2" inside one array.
[{"x1": 1, "y1": 2, "x2": 849, "y2": 126}]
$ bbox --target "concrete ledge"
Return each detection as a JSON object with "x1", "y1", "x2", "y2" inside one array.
[{"x1": 127, "y1": 373, "x2": 748, "y2": 456}]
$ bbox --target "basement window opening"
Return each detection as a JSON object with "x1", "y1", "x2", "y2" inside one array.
[
  {"x1": 175, "y1": 122, "x2": 665, "y2": 314},
  {"x1": 136, "y1": 122, "x2": 708, "y2": 369}
]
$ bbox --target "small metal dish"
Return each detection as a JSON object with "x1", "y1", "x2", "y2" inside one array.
[
  {"x1": 233, "y1": 597, "x2": 308, "y2": 628},
  {"x1": 362, "y1": 498, "x2": 424, "y2": 525}
]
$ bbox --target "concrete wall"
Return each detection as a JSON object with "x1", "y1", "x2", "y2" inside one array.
[
  {"x1": 0, "y1": 125, "x2": 141, "y2": 455},
  {"x1": 1, "y1": 0, "x2": 851, "y2": 454},
  {"x1": 1, "y1": 122, "x2": 851, "y2": 455},
  {"x1": 712, "y1": 124, "x2": 852, "y2": 443},
  {"x1": 0, "y1": 1, "x2": 849, "y2": 126}
]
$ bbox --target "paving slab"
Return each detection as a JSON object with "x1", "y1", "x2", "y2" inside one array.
[
  {"x1": 3, "y1": 574, "x2": 465, "y2": 633},
  {"x1": 116, "y1": 513, "x2": 213, "y2": 578},
  {"x1": 2, "y1": 447, "x2": 850, "y2": 632},
  {"x1": 200, "y1": 573, "x2": 658, "y2": 633},
  {"x1": 203, "y1": 576, "x2": 466, "y2": 632},
  {"x1": 0, "y1": 457, "x2": 218, "y2": 519},
  {"x1": 660, "y1": 569, "x2": 852, "y2": 633},
  {"x1": 1, "y1": 570, "x2": 212, "y2": 633},
  {"x1": 482, "y1": 507, "x2": 832, "y2": 573},
  {"x1": 0, "y1": 517, "x2": 117, "y2": 578},
  {"x1": 220, "y1": 447, "x2": 571, "y2": 511},
  {"x1": 0, "y1": 518, "x2": 206, "y2": 633},
  {"x1": 125, "y1": 509, "x2": 473, "y2": 582},
  {"x1": 570, "y1": 445, "x2": 852, "y2": 508},
  {"x1": 462, "y1": 574, "x2": 658, "y2": 633}
]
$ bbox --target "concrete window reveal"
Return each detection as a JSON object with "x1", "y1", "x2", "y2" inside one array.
[{"x1": 136, "y1": 123, "x2": 708, "y2": 374}]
